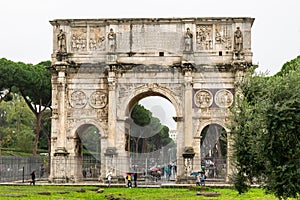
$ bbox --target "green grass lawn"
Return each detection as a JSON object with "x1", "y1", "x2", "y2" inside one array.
[{"x1": 0, "y1": 185, "x2": 283, "y2": 200}]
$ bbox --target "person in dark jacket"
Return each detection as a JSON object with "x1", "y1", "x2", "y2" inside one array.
[{"x1": 30, "y1": 170, "x2": 36, "y2": 185}]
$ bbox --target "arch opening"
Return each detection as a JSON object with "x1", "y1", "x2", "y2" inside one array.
[
  {"x1": 75, "y1": 124, "x2": 102, "y2": 179},
  {"x1": 125, "y1": 95, "x2": 178, "y2": 181},
  {"x1": 200, "y1": 123, "x2": 227, "y2": 179}
]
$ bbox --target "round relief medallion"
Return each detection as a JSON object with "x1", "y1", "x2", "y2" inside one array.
[
  {"x1": 89, "y1": 91, "x2": 108, "y2": 108},
  {"x1": 215, "y1": 89, "x2": 234, "y2": 108},
  {"x1": 69, "y1": 91, "x2": 87, "y2": 108},
  {"x1": 194, "y1": 90, "x2": 213, "y2": 108}
]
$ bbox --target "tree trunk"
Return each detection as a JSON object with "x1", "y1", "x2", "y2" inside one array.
[{"x1": 32, "y1": 112, "x2": 43, "y2": 156}]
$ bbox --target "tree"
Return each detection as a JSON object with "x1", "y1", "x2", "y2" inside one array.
[
  {"x1": 12, "y1": 61, "x2": 51, "y2": 156},
  {"x1": 231, "y1": 57, "x2": 300, "y2": 199},
  {"x1": 0, "y1": 93, "x2": 35, "y2": 154},
  {"x1": 129, "y1": 104, "x2": 173, "y2": 153},
  {"x1": 0, "y1": 58, "x2": 52, "y2": 156},
  {"x1": 0, "y1": 58, "x2": 18, "y2": 103}
]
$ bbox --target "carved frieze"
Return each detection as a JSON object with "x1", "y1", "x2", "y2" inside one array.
[
  {"x1": 215, "y1": 89, "x2": 234, "y2": 108},
  {"x1": 194, "y1": 89, "x2": 213, "y2": 108},
  {"x1": 71, "y1": 28, "x2": 87, "y2": 51},
  {"x1": 89, "y1": 91, "x2": 108, "y2": 108},
  {"x1": 196, "y1": 25, "x2": 213, "y2": 50},
  {"x1": 69, "y1": 91, "x2": 87, "y2": 108}
]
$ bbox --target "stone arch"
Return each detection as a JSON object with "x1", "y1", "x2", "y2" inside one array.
[
  {"x1": 123, "y1": 84, "x2": 182, "y2": 118},
  {"x1": 119, "y1": 84, "x2": 181, "y2": 176},
  {"x1": 71, "y1": 119, "x2": 106, "y2": 139},
  {"x1": 197, "y1": 120, "x2": 228, "y2": 179},
  {"x1": 70, "y1": 120, "x2": 105, "y2": 180},
  {"x1": 196, "y1": 119, "x2": 229, "y2": 138}
]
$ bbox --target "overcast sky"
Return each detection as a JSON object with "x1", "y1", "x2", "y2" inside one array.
[
  {"x1": 1, "y1": 0, "x2": 299, "y2": 75},
  {"x1": 1, "y1": 0, "x2": 299, "y2": 129}
]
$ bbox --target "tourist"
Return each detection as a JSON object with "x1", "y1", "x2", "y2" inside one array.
[
  {"x1": 127, "y1": 173, "x2": 132, "y2": 188},
  {"x1": 30, "y1": 170, "x2": 36, "y2": 186},
  {"x1": 82, "y1": 168, "x2": 87, "y2": 178},
  {"x1": 106, "y1": 172, "x2": 112, "y2": 187},
  {"x1": 196, "y1": 173, "x2": 201, "y2": 186},
  {"x1": 200, "y1": 172, "x2": 206, "y2": 186},
  {"x1": 134, "y1": 173, "x2": 137, "y2": 187}
]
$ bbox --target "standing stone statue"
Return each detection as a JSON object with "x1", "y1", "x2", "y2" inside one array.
[
  {"x1": 234, "y1": 27, "x2": 243, "y2": 52},
  {"x1": 108, "y1": 28, "x2": 116, "y2": 52},
  {"x1": 184, "y1": 28, "x2": 193, "y2": 52},
  {"x1": 57, "y1": 29, "x2": 67, "y2": 53}
]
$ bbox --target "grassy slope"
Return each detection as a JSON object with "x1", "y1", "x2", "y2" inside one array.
[{"x1": 0, "y1": 186, "x2": 280, "y2": 200}]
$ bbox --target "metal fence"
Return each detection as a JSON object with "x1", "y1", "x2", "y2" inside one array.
[
  {"x1": 0, "y1": 156, "x2": 46, "y2": 182},
  {"x1": 0, "y1": 156, "x2": 227, "y2": 183}
]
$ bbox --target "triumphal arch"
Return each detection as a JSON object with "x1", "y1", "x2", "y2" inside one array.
[{"x1": 49, "y1": 17, "x2": 254, "y2": 183}]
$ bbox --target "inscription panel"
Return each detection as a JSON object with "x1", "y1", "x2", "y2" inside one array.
[{"x1": 132, "y1": 24, "x2": 182, "y2": 53}]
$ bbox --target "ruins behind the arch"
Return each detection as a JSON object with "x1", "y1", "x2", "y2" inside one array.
[{"x1": 49, "y1": 17, "x2": 254, "y2": 183}]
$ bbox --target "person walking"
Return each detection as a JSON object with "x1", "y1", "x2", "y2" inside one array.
[
  {"x1": 127, "y1": 173, "x2": 132, "y2": 188},
  {"x1": 196, "y1": 173, "x2": 200, "y2": 186},
  {"x1": 200, "y1": 172, "x2": 206, "y2": 186},
  {"x1": 106, "y1": 172, "x2": 112, "y2": 187},
  {"x1": 30, "y1": 170, "x2": 36, "y2": 186}
]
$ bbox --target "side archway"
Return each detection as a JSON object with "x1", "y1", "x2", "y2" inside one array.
[
  {"x1": 198, "y1": 122, "x2": 228, "y2": 179},
  {"x1": 70, "y1": 120, "x2": 106, "y2": 181}
]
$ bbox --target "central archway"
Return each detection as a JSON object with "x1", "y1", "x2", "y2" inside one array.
[{"x1": 125, "y1": 96, "x2": 178, "y2": 183}]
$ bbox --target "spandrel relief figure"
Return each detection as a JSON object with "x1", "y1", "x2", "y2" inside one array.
[
  {"x1": 184, "y1": 27, "x2": 193, "y2": 52},
  {"x1": 108, "y1": 28, "x2": 116, "y2": 52},
  {"x1": 57, "y1": 29, "x2": 67, "y2": 53},
  {"x1": 234, "y1": 27, "x2": 243, "y2": 52}
]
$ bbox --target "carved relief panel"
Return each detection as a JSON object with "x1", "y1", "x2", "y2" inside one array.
[
  {"x1": 194, "y1": 90, "x2": 213, "y2": 108},
  {"x1": 196, "y1": 25, "x2": 213, "y2": 50},
  {"x1": 89, "y1": 27, "x2": 106, "y2": 51},
  {"x1": 89, "y1": 91, "x2": 108, "y2": 109},
  {"x1": 71, "y1": 28, "x2": 87, "y2": 51},
  {"x1": 68, "y1": 89, "x2": 108, "y2": 106},
  {"x1": 215, "y1": 25, "x2": 232, "y2": 50},
  {"x1": 215, "y1": 89, "x2": 234, "y2": 108},
  {"x1": 69, "y1": 91, "x2": 87, "y2": 108}
]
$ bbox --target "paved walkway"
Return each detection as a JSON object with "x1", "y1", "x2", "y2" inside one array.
[{"x1": 0, "y1": 179, "x2": 232, "y2": 188}]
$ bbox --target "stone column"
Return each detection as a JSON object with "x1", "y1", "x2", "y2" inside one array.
[
  {"x1": 183, "y1": 68, "x2": 193, "y2": 148},
  {"x1": 56, "y1": 67, "x2": 67, "y2": 149},
  {"x1": 51, "y1": 62, "x2": 69, "y2": 183},
  {"x1": 105, "y1": 66, "x2": 118, "y2": 176},
  {"x1": 107, "y1": 68, "x2": 116, "y2": 148}
]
